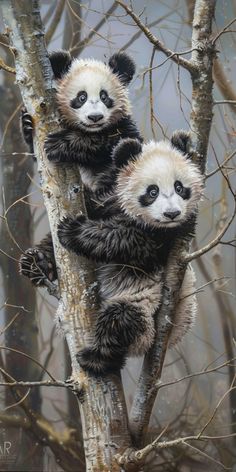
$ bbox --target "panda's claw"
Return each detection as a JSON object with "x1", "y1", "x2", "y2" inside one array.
[
  {"x1": 21, "y1": 108, "x2": 34, "y2": 146},
  {"x1": 19, "y1": 248, "x2": 56, "y2": 287}
]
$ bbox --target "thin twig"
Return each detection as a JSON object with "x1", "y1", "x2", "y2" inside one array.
[
  {"x1": 70, "y1": 1, "x2": 117, "y2": 54},
  {"x1": 121, "y1": 11, "x2": 174, "y2": 51},
  {"x1": 206, "y1": 149, "x2": 236, "y2": 179},
  {"x1": 197, "y1": 375, "x2": 236, "y2": 438},
  {"x1": 0, "y1": 311, "x2": 21, "y2": 336},
  {"x1": 0, "y1": 56, "x2": 15, "y2": 74},
  {"x1": 3, "y1": 387, "x2": 31, "y2": 411},
  {"x1": 185, "y1": 207, "x2": 236, "y2": 263},
  {"x1": 212, "y1": 17, "x2": 236, "y2": 44},
  {"x1": 149, "y1": 47, "x2": 156, "y2": 139},
  {"x1": 156, "y1": 356, "x2": 236, "y2": 391},
  {"x1": 66, "y1": 0, "x2": 114, "y2": 46},
  {"x1": 116, "y1": 0, "x2": 197, "y2": 74},
  {"x1": 117, "y1": 432, "x2": 236, "y2": 468},
  {"x1": 0, "y1": 345, "x2": 56, "y2": 381},
  {"x1": 214, "y1": 100, "x2": 236, "y2": 105},
  {"x1": 0, "y1": 379, "x2": 68, "y2": 388},
  {"x1": 45, "y1": 0, "x2": 65, "y2": 44}
]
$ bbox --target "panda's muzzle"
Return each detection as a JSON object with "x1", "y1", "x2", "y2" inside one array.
[
  {"x1": 163, "y1": 210, "x2": 181, "y2": 220},
  {"x1": 88, "y1": 113, "x2": 104, "y2": 123}
]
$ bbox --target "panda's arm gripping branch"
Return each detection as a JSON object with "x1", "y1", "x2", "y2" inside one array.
[
  {"x1": 44, "y1": 129, "x2": 80, "y2": 162},
  {"x1": 57, "y1": 216, "x2": 153, "y2": 266}
]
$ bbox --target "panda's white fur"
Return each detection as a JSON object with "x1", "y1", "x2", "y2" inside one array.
[
  {"x1": 57, "y1": 136, "x2": 203, "y2": 375},
  {"x1": 117, "y1": 140, "x2": 203, "y2": 228},
  {"x1": 115, "y1": 140, "x2": 203, "y2": 348},
  {"x1": 57, "y1": 58, "x2": 131, "y2": 131},
  {"x1": 19, "y1": 51, "x2": 142, "y2": 288}
]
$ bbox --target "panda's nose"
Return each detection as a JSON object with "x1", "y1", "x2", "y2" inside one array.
[
  {"x1": 88, "y1": 114, "x2": 104, "y2": 123},
  {"x1": 164, "y1": 210, "x2": 181, "y2": 220}
]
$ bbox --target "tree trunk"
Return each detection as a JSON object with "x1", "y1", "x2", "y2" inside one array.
[
  {"x1": 1, "y1": 1, "x2": 132, "y2": 470},
  {"x1": 129, "y1": 0, "x2": 216, "y2": 446}
]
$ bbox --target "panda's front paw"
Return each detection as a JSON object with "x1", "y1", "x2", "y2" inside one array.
[
  {"x1": 44, "y1": 131, "x2": 65, "y2": 162},
  {"x1": 57, "y1": 216, "x2": 75, "y2": 248},
  {"x1": 57, "y1": 215, "x2": 87, "y2": 249},
  {"x1": 19, "y1": 248, "x2": 56, "y2": 286}
]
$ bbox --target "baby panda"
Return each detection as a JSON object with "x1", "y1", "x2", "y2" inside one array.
[
  {"x1": 57, "y1": 135, "x2": 204, "y2": 376},
  {"x1": 20, "y1": 49, "x2": 142, "y2": 286}
]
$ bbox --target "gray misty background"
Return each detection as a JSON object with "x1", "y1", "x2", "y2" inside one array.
[{"x1": 0, "y1": 1, "x2": 235, "y2": 471}]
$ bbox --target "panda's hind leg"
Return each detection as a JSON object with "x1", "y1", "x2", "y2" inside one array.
[{"x1": 76, "y1": 301, "x2": 146, "y2": 376}]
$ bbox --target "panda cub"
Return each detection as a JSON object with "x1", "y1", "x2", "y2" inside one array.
[
  {"x1": 20, "y1": 50, "x2": 142, "y2": 285},
  {"x1": 57, "y1": 136, "x2": 204, "y2": 376}
]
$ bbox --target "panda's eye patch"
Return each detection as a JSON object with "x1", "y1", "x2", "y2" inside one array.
[
  {"x1": 70, "y1": 91, "x2": 87, "y2": 109},
  {"x1": 99, "y1": 89, "x2": 114, "y2": 108},
  {"x1": 147, "y1": 185, "x2": 159, "y2": 198},
  {"x1": 174, "y1": 181, "x2": 183, "y2": 195},
  {"x1": 100, "y1": 90, "x2": 108, "y2": 102},
  {"x1": 139, "y1": 185, "x2": 159, "y2": 207},
  {"x1": 78, "y1": 91, "x2": 87, "y2": 103},
  {"x1": 174, "y1": 180, "x2": 191, "y2": 200}
]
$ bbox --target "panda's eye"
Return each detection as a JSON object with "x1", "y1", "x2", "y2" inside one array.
[
  {"x1": 147, "y1": 185, "x2": 159, "y2": 198},
  {"x1": 78, "y1": 91, "x2": 87, "y2": 103},
  {"x1": 100, "y1": 90, "x2": 108, "y2": 102},
  {"x1": 174, "y1": 181, "x2": 183, "y2": 195}
]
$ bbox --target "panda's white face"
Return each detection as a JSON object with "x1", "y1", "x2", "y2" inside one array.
[
  {"x1": 57, "y1": 59, "x2": 130, "y2": 131},
  {"x1": 117, "y1": 141, "x2": 203, "y2": 228}
]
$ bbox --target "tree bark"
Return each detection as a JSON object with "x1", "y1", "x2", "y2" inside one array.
[{"x1": 1, "y1": 1, "x2": 131, "y2": 470}]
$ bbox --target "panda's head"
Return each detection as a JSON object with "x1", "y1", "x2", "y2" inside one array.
[
  {"x1": 113, "y1": 133, "x2": 203, "y2": 228},
  {"x1": 49, "y1": 50, "x2": 135, "y2": 132}
]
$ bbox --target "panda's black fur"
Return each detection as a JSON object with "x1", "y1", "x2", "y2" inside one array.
[
  {"x1": 20, "y1": 50, "x2": 142, "y2": 285},
  {"x1": 57, "y1": 136, "x2": 204, "y2": 376}
]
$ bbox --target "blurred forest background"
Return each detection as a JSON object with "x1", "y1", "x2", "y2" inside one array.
[{"x1": 0, "y1": 0, "x2": 235, "y2": 471}]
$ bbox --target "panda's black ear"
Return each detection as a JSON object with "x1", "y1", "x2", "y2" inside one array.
[
  {"x1": 108, "y1": 52, "x2": 135, "y2": 86},
  {"x1": 49, "y1": 50, "x2": 72, "y2": 80},
  {"x1": 113, "y1": 138, "x2": 142, "y2": 169},
  {"x1": 171, "y1": 130, "x2": 192, "y2": 157}
]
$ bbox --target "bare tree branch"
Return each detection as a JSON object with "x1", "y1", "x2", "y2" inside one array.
[
  {"x1": 116, "y1": 0, "x2": 198, "y2": 74},
  {"x1": 70, "y1": 1, "x2": 118, "y2": 55},
  {"x1": 0, "y1": 345, "x2": 56, "y2": 380},
  {"x1": 0, "y1": 367, "x2": 85, "y2": 470},
  {"x1": 0, "y1": 55, "x2": 15, "y2": 74},
  {"x1": 45, "y1": 0, "x2": 66, "y2": 45},
  {"x1": 117, "y1": 369, "x2": 236, "y2": 468},
  {"x1": 212, "y1": 17, "x2": 236, "y2": 44},
  {"x1": 185, "y1": 206, "x2": 236, "y2": 262},
  {"x1": 214, "y1": 100, "x2": 236, "y2": 106},
  {"x1": 213, "y1": 58, "x2": 236, "y2": 114},
  {"x1": 206, "y1": 148, "x2": 236, "y2": 179},
  {"x1": 121, "y1": 11, "x2": 174, "y2": 51}
]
